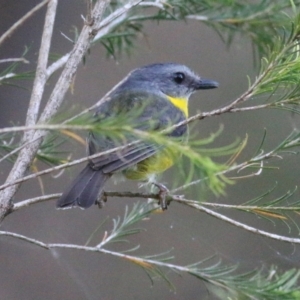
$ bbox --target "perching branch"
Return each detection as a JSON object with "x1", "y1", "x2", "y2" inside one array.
[
  {"x1": 11, "y1": 188, "x2": 300, "y2": 245},
  {"x1": 1, "y1": 201, "x2": 300, "y2": 298}
]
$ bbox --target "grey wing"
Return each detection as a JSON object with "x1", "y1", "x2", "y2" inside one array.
[
  {"x1": 88, "y1": 132, "x2": 161, "y2": 174},
  {"x1": 87, "y1": 90, "x2": 186, "y2": 175}
]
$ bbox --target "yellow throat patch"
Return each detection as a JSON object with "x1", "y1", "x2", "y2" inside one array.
[{"x1": 166, "y1": 95, "x2": 189, "y2": 117}]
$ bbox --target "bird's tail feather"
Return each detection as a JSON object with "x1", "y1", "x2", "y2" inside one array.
[{"x1": 56, "y1": 165, "x2": 110, "y2": 209}]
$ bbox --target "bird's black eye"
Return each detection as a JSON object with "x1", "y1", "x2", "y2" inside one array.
[{"x1": 173, "y1": 72, "x2": 185, "y2": 84}]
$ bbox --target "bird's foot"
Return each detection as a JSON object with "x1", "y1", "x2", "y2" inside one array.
[
  {"x1": 96, "y1": 192, "x2": 107, "y2": 209},
  {"x1": 152, "y1": 182, "x2": 170, "y2": 211}
]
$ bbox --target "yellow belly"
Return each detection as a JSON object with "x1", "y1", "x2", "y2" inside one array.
[
  {"x1": 123, "y1": 149, "x2": 175, "y2": 181},
  {"x1": 123, "y1": 96, "x2": 187, "y2": 181}
]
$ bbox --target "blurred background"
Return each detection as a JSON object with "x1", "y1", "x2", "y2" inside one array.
[{"x1": 0, "y1": 1, "x2": 300, "y2": 299}]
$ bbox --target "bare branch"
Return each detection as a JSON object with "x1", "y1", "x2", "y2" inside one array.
[
  {"x1": 2, "y1": 222, "x2": 300, "y2": 273},
  {"x1": 0, "y1": 229, "x2": 202, "y2": 274},
  {"x1": 0, "y1": 136, "x2": 41, "y2": 165},
  {"x1": 0, "y1": 73, "x2": 16, "y2": 82},
  {"x1": 11, "y1": 189, "x2": 300, "y2": 245},
  {"x1": 95, "y1": 0, "x2": 142, "y2": 32},
  {"x1": 38, "y1": 1, "x2": 109, "y2": 126},
  {"x1": 0, "y1": 0, "x2": 49, "y2": 47},
  {"x1": 46, "y1": 52, "x2": 70, "y2": 78},
  {"x1": 171, "y1": 149, "x2": 279, "y2": 194},
  {"x1": 0, "y1": 58, "x2": 29, "y2": 64},
  {"x1": 230, "y1": 103, "x2": 272, "y2": 112},
  {"x1": 0, "y1": 0, "x2": 110, "y2": 222},
  {"x1": 186, "y1": 15, "x2": 209, "y2": 21},
  {"x1": 0, "y1": 0, "x2": 57, "y2": 220},
  {"x1": 0, "y1": 124, "x2": 93, "y2": 135},
  {"x1": 12, "y1": 193, "x2": 61, "y2": 212},
  {"x1": 178, "y1": 199, "x2": 300, "y2": 244},
  {"x1": 138, "y1": 1, "x2": 165, "y2": 9},
  {"x1": 0, "y1": 141, "x2": 139, "y2": 193},
  {"x1": 0, "y1": 231, "x2": 49, "y2": 249},
  {"x1": 24, "y1": 0, "x2": 58, "y2": 138},
  {"x1": 198, "y1": 201, "x2": 300, "y2": 211},
  {"x1": 46, "y1": 0, "x2": 143, "y2": 80}
]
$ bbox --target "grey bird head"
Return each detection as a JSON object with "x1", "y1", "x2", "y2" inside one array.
[{"x1": 116, "y1": 63, "x2": 218, "y2": 99}]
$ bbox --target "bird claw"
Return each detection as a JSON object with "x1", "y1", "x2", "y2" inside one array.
[
  {"x1": 96, "y1": 192, "x2": 107, "y2": 209},
  {"x1": 152, "y1": 182, "x2": 170, "y2": 210}
]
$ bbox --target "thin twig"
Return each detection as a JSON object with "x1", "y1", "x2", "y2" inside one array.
[
  {"x1": 95, "y1": 0, "x2": 142, "y2": 32},
  {"x1": 12, "y1": 193, "x2": 61, "y2": 211},
  {"x1": 0, "y1": 0, "x2": 49, "y2": 47},
  {"x1": 168, "y1": 71, "x2": 274, "y2": 134},
  {"x1": 46, "y1": 0, "x2": 143, "y2": 80},
  {"x1": 174, "y1": 198, "x2": 300, "y2": 211},
  {"x1": 0, "y1": 98, "x2": 273, "y2": 135},
  {"x1": 2, "y1": 216, "x2": 300, "y2": 270},
  {"x1": 0, "y1": 136, "x2": 41, "y2": 165},
  {"x1": 38, "y1": 0, "x2": 110, "y2": 127},
  {"x1": 171, "y1": 156, "x2": 272, "y2": 193},
  {"x1": 0, "y1": 230, "x2": 209, "y2": 275},
  {"x1": 139, "y1": 1, "x2": 164, "y2": 9},
  {"x1": 104, "y1": 191, "x2": 159, "y2": 199},
  {"x1": 0, "y1": 124, "x2": 93, "y2": 134},
  {"x1": 0, "y1": 73, "x2": 15, "y2": 82},
  {"x1": 0, "y1": 231, "x2": 49, "y2": 249},
  {"x1": 180, "y1": 200, "x2": 300, "y2": 244},
  {"x1": 230, "y1": 103, "x2": 272, "y2": 112},
  {"x1": 186, "y1": 15, "x2": 209, "y2": 21},
  {"x1": 46, "y1": 52, "x2": 70, "y2": 79},
  {"x1": 0, "y1": 141, "x2": 140, "y2": 192},
  {"x1": 0, "y1": 58, "x2": 29, "y2": 64}
]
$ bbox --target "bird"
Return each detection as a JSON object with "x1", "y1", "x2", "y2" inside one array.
[{"x1": 56, "y1": 63, "x2": 218, "y2": 210}]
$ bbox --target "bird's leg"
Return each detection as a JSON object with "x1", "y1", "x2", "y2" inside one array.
[
  {"x1": 152, "y1": 182, "x2": 170, "y2": 210},
  {"x1": 96, "y1": 191, "x2": 107, "y2": 209}
]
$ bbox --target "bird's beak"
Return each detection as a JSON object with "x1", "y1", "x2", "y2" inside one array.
[{"x1": 195, "y1": 78, "x2": 219, "y2": 90}]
